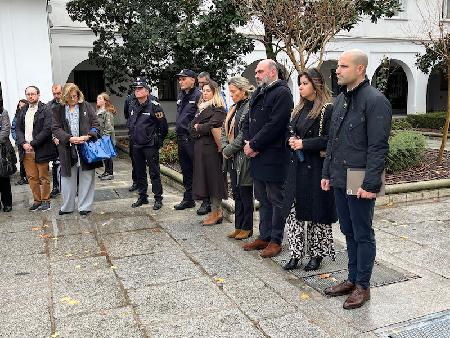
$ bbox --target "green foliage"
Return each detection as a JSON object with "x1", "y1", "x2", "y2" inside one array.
[
  {"x1": 406, "y1": 112, "x2": 448, "y2": 131},
  {"x1": 386, "y1": 131, "x2": 426, "y2": 173},
  {"x1": 66, "y1": 0, "x2": 254, "y2": 94},
  {"x1": 374, "y1": 56, "x2": 390, "y2": 94},
  {"x1": 415, "y1": 35, "x2": 449, "y2": 75},
  {"x1": 159, "y1": 130, "x2": 178, "y2": 164},
  {"x1": 391, "y1": 118, "x2": 412, "y2": 131}
]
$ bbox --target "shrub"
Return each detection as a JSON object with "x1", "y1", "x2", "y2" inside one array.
[
  {"x1": 391, "y1": 118, "x2": 412, "y2": 131},
  {"x1": 406, "y1": 111, "x2": 448, "y2": 131},
  {"x1": 386, "y1": 131, "x2": 426, "y2": 173},
  {"x1": 159, "y1": 130, "x2": 178, "y2": 164}
]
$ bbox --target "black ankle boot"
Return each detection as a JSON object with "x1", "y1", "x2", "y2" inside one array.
[
  {"x1": 304, "y1": 256, "x2": 323, "y2": 271},
  {"x1": 283, "y1": 258, "x2": 299, "y2": 270}
]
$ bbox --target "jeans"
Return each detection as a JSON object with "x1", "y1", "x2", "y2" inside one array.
[{"x1": 334, "y1": 187, "x2": 376, "y2": 289}]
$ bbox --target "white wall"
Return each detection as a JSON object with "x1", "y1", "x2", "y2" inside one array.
[{"x1": 0, "y1": 0, "x2": 53, "y2": 119}]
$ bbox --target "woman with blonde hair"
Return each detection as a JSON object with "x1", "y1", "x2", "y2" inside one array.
[
  {"x1": 283, "y1": 68, "x2": 337, "y2": 271},
  {"x1": 190, "y1": 80, "x2": 227, "y2": 226},
  {"x1": 52, "y1": 83, "x2": 101, "y2": 216},
  {"x1": 221, "y1": 76, "x2": 255, "y2": 239},
  {"x1": 96, "y1": 92, "x2": 116, "y2": 180}
]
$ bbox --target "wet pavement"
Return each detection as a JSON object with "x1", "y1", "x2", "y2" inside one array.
[{"x1": 1, "y1": 155, "x2": 450, "y2": 338}]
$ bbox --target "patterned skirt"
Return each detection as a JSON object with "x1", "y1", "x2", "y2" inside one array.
[{"x1": 285, "y1": 204, "x2": 336, "y2": 260}]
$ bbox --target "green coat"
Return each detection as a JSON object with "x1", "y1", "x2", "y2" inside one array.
[
  {"x1": 97, "y1": 109, "x2": 116, "y2": 144},
  {"x1": 221, "y1": 100, "x2": 252, "y2": 187}
]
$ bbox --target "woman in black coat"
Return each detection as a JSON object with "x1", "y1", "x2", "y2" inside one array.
[
  {"x1": 0, "y1": 106, "x2": 15, "y2": 212},
  {"x1": 190, "y1": 80, "x2": 227, "y2": 226},
  {"x1": 283, "y1": 68, "x2": 337, "y2": 271}
]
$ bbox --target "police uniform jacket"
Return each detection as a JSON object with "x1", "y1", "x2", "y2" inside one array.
[
  {"x1": 322, "y1": 78, "x2": 392, "y2": 193},
  {"x1": 127, "y1": 96, "x2": 168, "y2": 148},
  {"x1": 176, "y1": 88, "x2": 201, "y2": 136},
  {"x1": 242, "y1": 80, "x2": 293, "y2": 183}
]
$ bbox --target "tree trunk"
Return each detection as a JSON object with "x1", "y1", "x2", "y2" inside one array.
[
  {"x1": 263, "y1": 30, "x2": 276, "y2": 60},
  {"x1": 437, "y1": 59, "x2": 450, "y2": 164}
]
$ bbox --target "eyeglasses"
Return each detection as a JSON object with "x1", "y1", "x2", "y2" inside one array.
[
  {"x1": 69, "y1": 95, "x2": 78, "y2": 99},
  {"x1": 25, "y1": 93, "x2": 38, "y2": 97}
]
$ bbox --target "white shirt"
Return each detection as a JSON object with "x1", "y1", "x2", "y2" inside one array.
[{"x1": 24, "y1": 104, "x2": 38, "y2": 143}]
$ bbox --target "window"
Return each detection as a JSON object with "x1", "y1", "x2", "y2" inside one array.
[
  {"x1": 330, "y1": 69, "x2": 339, "y2": 97},
  {"x1": 73, "y1": 70, "x2": 106, "y2": 103},
  {"x1": 157, "y1": 72, "x2": 178, "y2": 101},
  {"x1": 392, "y1": 0, "x2": 407, "y2": 18}
]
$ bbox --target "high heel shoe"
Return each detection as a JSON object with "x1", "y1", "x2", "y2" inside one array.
[
  {"x1": 283, "y1": 258, "x2": 299, "y2": 270},
  {"x1": 234, "y1": 230, "x2": 253, "y2": 240},
  {"x1": 304, "y1": 256, "x2": 323, "y2": 271},
  {"x1": 202, "y1": 210, "x2": 223, "y2": 226},
  {"x1": 227, "y1": 229, "x2": 241, "y2": 238}
]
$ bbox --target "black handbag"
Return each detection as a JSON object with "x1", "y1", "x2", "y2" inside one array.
[{"x1": 0, "y1": 141, "x2": 17, "y2": 177}]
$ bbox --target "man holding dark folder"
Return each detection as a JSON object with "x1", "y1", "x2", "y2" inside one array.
[{"x1": 321, "y1": 49, "x2": 392, "y2": 310}]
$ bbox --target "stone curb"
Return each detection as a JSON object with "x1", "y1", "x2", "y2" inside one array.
[{"x1": 115, "y1": 142, "x2": 450, "y2": 213}]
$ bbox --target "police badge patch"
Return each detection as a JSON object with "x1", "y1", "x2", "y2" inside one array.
[{"x1": 155, "y1": 111, "x2": 164, "y2": 119}]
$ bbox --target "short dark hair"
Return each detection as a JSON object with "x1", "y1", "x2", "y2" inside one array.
[
  {"x1": 25, "y1": 85, "x2": 40, "y2": 95},
  {"x1": 198, "y1": 71, "x2": 211, "y2": 80}
]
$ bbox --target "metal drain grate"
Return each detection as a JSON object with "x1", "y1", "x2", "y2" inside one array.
[
  {"x1": 271, "y1": 247, "x2": 349, "y2": 278},
  {"x1": 376, "y1": 311, "x2": 450, "y2": 338},
  {"x1": 303, "y1": 263, "x2": 419, "y2": 294}
]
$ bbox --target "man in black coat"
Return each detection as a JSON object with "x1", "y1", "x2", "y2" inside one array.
[
  {"x1": 16, "y1": 85, "x2": 57, "y2": 211},
  {"x1": 173, "y1": 69, "x2": 202, "y2": 211},
  {"x1": 47, "y1": 84, "x2": 62, "y2": 198},
  {"x1": 321, "y1": 49, "x2": 392, "y2": 310},
  {"x1": 127, "y1": 77, "x2": 168, "y2": 210},
  {"x1": 242, "y1": 59, "x2": 293, "y2": 258}
]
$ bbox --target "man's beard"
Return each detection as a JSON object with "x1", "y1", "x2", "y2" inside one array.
[{"x1": 256, "y1": 75, "x2": 271, "y2": 87}]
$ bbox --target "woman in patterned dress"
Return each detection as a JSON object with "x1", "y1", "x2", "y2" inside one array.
[{"x1": 283, "y1": 68, "x2": 337, "y2": 271}]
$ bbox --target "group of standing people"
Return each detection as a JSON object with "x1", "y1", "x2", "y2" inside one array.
[
  {"x1": 0, "y1": 83, "x2": 117, "y2": 216},
  {"x1": 163, "y1": 49, "x2": 391, "y2": 311}
]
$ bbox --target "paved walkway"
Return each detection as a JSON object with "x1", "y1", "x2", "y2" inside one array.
[{"x1": 1, "y1": 154, "x2": 450, "y2": 338}]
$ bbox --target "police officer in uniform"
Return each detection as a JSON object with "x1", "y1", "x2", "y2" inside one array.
[
  {"x1": 173, "y1": 69, "x2": 202, "y2": 210},
  {"x1": 127, "y1": 77, "x2": 168, "y2": 209}
]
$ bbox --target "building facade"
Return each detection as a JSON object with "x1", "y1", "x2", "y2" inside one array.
[{"x1": 0, "y1": 0, "x2": 447, "y2": 124}]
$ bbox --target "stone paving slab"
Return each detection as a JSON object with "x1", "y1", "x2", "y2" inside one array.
[
  {"x1": 113, "y1": 250, "x2": 203, "y2": 289},
  {"x1": 0, "y1": 254, "x2": 48, "y2": 288},
  {"x1": 48, "y1": 233, "x2": 100, "y2": 262},
  {"x1": 0, "y1": 231, "x2": 45, "y2": 257},
  {"x1": 0, "y1": 219, "x2": 41, "y2": 234},
  {"x1": 145, "y1": 308, "x2": 264, "y2": 338},
  {"x1": 129, "y1": 277, "x2": 235, "y2": 325},
  {"x1": 102, "y1": 229, "x2": 178, "y2": 258},
  {"x1": 93, "y1": 215, "x2": 155, "y2": 234},
  {"x1": 56, "y1": 306, "x2": 142, "y2": 338},
  {"x1": 52, "y1": 270, "x2": 126, "y2": 318}
]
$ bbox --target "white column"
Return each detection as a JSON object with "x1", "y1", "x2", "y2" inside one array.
[
  {"x1": 0, "y1": 0, "x2": 53, "y2": 119},
  {"x1": 411, "y1": 70, "x2": 429, "y2": 114}
]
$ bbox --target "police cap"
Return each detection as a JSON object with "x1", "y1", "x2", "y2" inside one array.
[
  {"x1": 175, "y1": 69, "x2": 197, "y2": 79},
  {"x1": 132, "y1": 77, "x2": 151, "y2": 91}
]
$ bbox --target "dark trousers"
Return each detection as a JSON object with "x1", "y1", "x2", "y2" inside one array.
[
  {"x1": 104, "y1": 158, "x2": 114, "y2": 175},
  {"x1": 177, "y1": 135, "x2": 194, "y2": 202},
  {"x1": 254, "y1": 179, "x2": 285, "y2": 244},
  {"x1": 133, "y1": 146, "x2": 163, "y2": 201},
  {"x1": 0, "y1": 176, "x2": 12, "y2": 207},
  {"x1": 334, "y1": 188, "x2": 376, "y2": 289},
  {"x1": 19, "y1": 161, "x2": 26, "y2": 179},
  {"x1": 52, "y1": 160, "x2": 60, "y2": 189},
  {"x1": 230, "y1": 168, "x2": 253, "y2": 231},
  {"x1": 129, "y1": 140, "x2": 136, "y2": 183}
]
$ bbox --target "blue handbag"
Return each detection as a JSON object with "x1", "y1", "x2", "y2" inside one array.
[{"x1": 80, "y1": 135, "x2": 117, "y2": 164}]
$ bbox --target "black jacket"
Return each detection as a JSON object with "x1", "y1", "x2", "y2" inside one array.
[
  {"x1": 16, "y1": 101, "x2": 57, "y2": 163},
  {"x1": 242, "y1": 80, "x2": 293, "y2": 182},
  {"x1": 127, "y1": 96, "x2": 168, "y2": 148},
  {"x1": 282, "y1": 102, "x2": 336, "y2": 224},
  {"x1": 322, "y1": 78, "x2": 392, "y2": 193},
  {"x1": 176, "y1": 87, "x2": 201, "y2": 135},
  {"x1": 52, "y1": 102, "x2": 101, "y2": 177}
]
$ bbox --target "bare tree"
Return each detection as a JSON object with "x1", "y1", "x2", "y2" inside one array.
[
  {"x1": 414, "y1": 1, "x2": 450, "y2": 163},
  {"x1": 236, "y1": 0, "x2": 401, "y2": 72}
]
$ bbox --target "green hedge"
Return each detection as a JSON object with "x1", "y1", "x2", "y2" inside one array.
[
  {"x1": 391, "y1": 118, "x2": 413, "y2": 131},
  {"x1": 159, "y1": 130, "x2": 178, "y2": 164},
  {"x1": 406, "y1": 111, "x2": 448, "y2": 131},
  {"x1": 386, "y1": 131, "x2": 426, "y2": 173}
]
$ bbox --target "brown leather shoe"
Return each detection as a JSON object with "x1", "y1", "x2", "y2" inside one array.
[
  {"x1": 324, "y1": 280, "x2": 356, "y2": 297},
  {"x1": 243, "y1": 239, "x2": 269, "y2": 251},
  {"x1": 235, "y1": 230, "x2": 253, "y2": 240},
  {"x1": 260, "y1": 242, "x2": 282, "y2": 258},
  {"x1": 343, "y1": 285, "x2": 370, "y2": 310},
  {"x1": 202, "y1": 210, "x2": 223, "y2": 226},
  {"x1": 227, "y1": 229, "x2": 241, "y2": 238}
]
